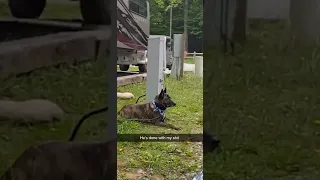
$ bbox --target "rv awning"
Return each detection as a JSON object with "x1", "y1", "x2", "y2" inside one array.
[{"x1": 117, "y1": 41, "x2": 134, "y2": 49}]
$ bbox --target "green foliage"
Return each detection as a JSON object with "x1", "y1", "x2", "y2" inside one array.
[
  {"x1": 153, "y1": 0, "x2": 182, "y2": 9},
  {"x1": 150, "y1": 0, "x2": 203, "y2": 39},
  {"x1": 188, "y1": 0, "x2": 203, "y2": 38},
  {"x1": 149, "y1": 0, "x2": 170, "y2": 35}
]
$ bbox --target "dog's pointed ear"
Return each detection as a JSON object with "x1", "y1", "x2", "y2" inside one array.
[
  {"x1": 159, "y1": 89, "x2": 164, "y2": 99},
  {"x1": 164, "y1": 88, "x2": 167, "y2": 93}
]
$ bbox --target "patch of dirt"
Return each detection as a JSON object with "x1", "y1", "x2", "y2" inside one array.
[
  {"x1": 151, "y1": 175, "x2": 165, "y2": 180},
  {"x1": 118, "y1": 160, "x2": 126, "y2": 167},
  {"x1": 119, "y1": 169, "x2": 147, "y2": 180},
  {"x1": 192, "y1": 142, "x2": 203, "y2": 165},
  {"x1": 125, "y1": 172, "x2": 143, "y2": 179}
]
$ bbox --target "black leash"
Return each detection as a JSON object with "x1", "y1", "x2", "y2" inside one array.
[
  {"x1": 135, "y1": 94, "x2": 146, "y2": 104},
  {"x1": 68, "y1": 106, "x2": 108, "y2": 141}
]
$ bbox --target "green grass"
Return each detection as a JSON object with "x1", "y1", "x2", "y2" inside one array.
[
  {"x1": 41, "y1": 3, "x2": 81, "y2": 19},
  {"x1": 0, "y1": 1, "x2": 103, "y2": 174},
  {"x1": 0, "y1": 3, "x2": 203, "y2": 178},
  {"x1": 0, "y1": 67, "x2": 203, "y2": 180},
  {"x1": 0, "y1": 60, "x2": 108, "y2": 175},
  {"x1": 0, "y1": 67, "x2": 203, "y2": 179},
  {"x1": 184, "y1": 57, "x2": 195, "y2": 64},
  {"x1": 0, "y1": 1, "x2": 100, "y2": 175},
  {"x1": 117, "y1": 73, "x2": 203, "y2": 179},
  {"x1": 205, "y1": 20, "x2": 320, "y2": 179},
  {"x1": 117, "y1": 65, "x2": 139, "y2": 72},
  {"x1": 117, "y1": 73, "x2": 203, "y2": 134},
  {"x1": 118, "y1": 141, "x2": 202, "y2": 180}
]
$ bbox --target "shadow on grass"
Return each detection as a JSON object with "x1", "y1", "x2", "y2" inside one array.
[{"x1": 204, "y1": 20, "x2": 320, "y2": 179}]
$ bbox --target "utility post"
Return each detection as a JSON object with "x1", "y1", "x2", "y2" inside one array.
[{"x1": 146, "y1": 36, "x2": 166, "y2": 102}]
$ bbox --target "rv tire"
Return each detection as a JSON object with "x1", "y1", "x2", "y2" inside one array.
[
  {"x1": 8, "y1": 0, "x2": 46, "y2": 18},
  {"x1": 138, "y1": 64, "x2": 147, "y2": 73},
  {"x1": 119, "y1": 65, "x2": 130, "y2": 71},
  {"x1": 80, "y1": 0, "x2": 111, "y2": 25}
]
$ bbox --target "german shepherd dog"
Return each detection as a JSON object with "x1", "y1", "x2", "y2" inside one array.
[
  {"x1": 0, "y1": 107, "x2": 116, "y2": 180},
  {"x1": 0, "y1": 102, "x2": 219, "y2": 179},
  {"x1": 118, "y1": 88, "x2": 181, "y2": 130}
]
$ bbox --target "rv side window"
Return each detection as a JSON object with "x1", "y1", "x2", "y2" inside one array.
[{"x1": 129, "y1": 0, "x2": 147, "y2": 17}]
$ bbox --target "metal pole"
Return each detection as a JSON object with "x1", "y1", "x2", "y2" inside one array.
[{"x1": 169, "y1": 6, "x2": 172, "y2": 38}]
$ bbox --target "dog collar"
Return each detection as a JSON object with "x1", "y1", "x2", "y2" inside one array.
[{"x1": 152, "y1": 100, "x2": 167, "y2": 119}]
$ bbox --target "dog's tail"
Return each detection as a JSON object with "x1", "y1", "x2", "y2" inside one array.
[
  {"x1": 68, "y1": 106, "x2": 108, "y2": 141},
  {"x1": 135, "y1": 94, "x2": 146, "y2": 104},
  {"x1": 203, "y1": 130, "x2": 220, "y2": 154}
]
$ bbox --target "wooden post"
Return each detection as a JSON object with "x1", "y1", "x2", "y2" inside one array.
[
  {"x1": 179, "y1": 33, "x2": 185, "y2": 79},
  {"x1": 171, "y1": 34, "x2": 184, "y2": 80},
  {"x1": 204, "y1": 0, "x2": 247, "y2": 53},
  {"x1": 290, "y1": 0, "x2": 320, "y2": 46},
  {"x1": 204, "y1": 0, "x2": 222, "y2": 49},
  {"x1": 184, "y1": 0, "x2": 189, "y2": 51},
  {"x1": 232, "y1": 0, "x2": 247, "y2": 47}
]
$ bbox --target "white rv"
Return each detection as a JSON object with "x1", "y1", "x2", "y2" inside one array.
[{"x1": 117, "y1": 0, "x2": 150, "y2": 72}]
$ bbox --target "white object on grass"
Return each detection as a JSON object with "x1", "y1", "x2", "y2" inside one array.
[
  {"x1": 117, "y1": 92, "x2": 134, "y2": 99},
  {"x1": 163, "y1": 68, "x2": 171, "y2": 75},
  {"x1": 192, "y1": 171, "x2": 203, "y2": 180},
  {"x1": 0, "y1": 99, "x2": 64, "y2": 124},
  {"x1": 195, "y1": 56, "x2": 203, "y2": 77}
]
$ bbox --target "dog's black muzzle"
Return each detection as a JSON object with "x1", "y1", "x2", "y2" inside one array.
[{"x1": 169, "y1": 101, "x2": 176, "y2": 107}]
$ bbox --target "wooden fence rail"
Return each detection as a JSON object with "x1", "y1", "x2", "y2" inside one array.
[{"x1": 185, "y1": 51, "x2": 203, "y2": 61}]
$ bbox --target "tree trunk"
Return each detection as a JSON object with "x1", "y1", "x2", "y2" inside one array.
[
  {"x1": 204, "y1": 0, "x2": 246, "y2": 53},
  {"x1": 290, "y1": 0, "x2": 320, "y2": 45},
  {"x1": 232, "y1": 0, "x2": 247, "y2": 46},
  {"x1": 184, "y1": 0, "x2": 188, "y2": 50},
  {"x1": 203, "y1": 0, "x2": 223, "y2": 50}
]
